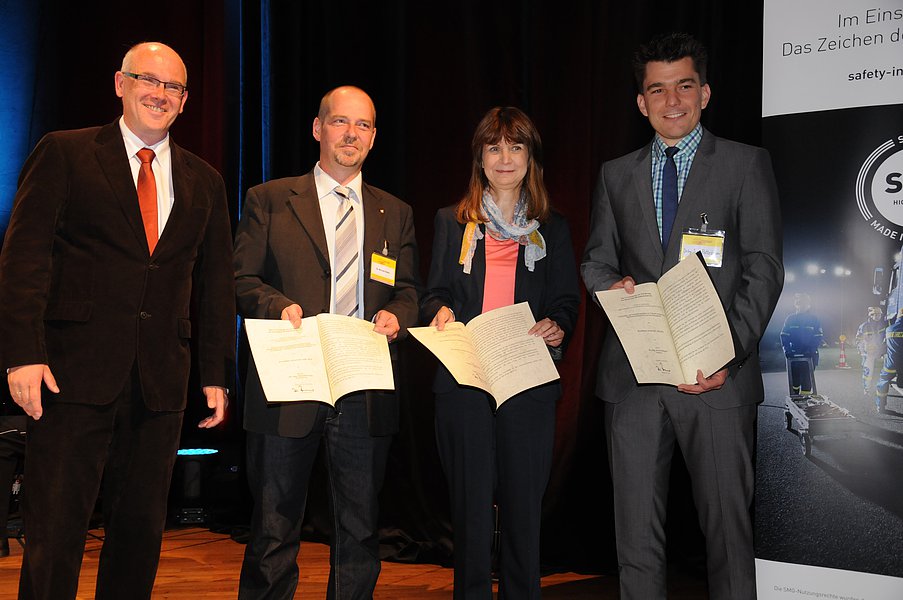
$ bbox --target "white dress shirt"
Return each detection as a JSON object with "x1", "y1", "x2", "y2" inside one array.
[{"x1": 313, "y1": 163, "x2": 365, "y2": 318}]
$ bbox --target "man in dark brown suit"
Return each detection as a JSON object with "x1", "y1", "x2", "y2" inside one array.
[
  {"x1": 0, "y1": 42, "x2": 235, "y2": 600},
  {"x1": 234, "y1": 86, "x2": 419, "y2": 599}
]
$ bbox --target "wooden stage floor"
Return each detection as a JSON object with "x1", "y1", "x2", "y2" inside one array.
[{"x1": 0, "y1": 527, "x2": 707, "y2": 598}]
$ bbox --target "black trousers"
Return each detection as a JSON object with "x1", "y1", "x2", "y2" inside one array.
[
  {"x1": 434, "y1": 373, "x2": 558, "y2": 600},
  {"x1": 18, "y1": 368, "x2": 183, "y2": 600}
]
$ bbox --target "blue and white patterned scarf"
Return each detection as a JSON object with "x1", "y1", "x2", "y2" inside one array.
[{"x1": 459, "y1": 189, "x2": 546, "y2": 274}]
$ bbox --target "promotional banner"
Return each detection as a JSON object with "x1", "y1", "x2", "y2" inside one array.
[
  {"x1": 763, "y1": 1, "x2": 903, "y2": 116},
  {"x1": 757, "y1": 1, "x2": 903, "y2": 598}
]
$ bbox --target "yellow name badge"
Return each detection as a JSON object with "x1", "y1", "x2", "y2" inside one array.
[
  {"x1": 679, "y1": 231, "x2": 725, "y2": 267},
  {"x1": 370, "y1": 252, "x2": 397, "y2": 286}
]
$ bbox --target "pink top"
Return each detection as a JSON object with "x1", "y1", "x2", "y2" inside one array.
[{"x1": 482, "y1": 234, "x2": 519, "y2": 313}]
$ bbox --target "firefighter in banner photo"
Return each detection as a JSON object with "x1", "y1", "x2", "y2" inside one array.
[
  {"x1": 875, "y1": 308, "x2": 903, "y2": 414},
  {"x1": 855, "y1": 306, "x2": 885, "y2": 396},
  {"x1": 781, "y1": 293, "x2": 824, "y2": 395}
]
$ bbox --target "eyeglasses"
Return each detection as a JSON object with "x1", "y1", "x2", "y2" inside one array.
[{"x1": 122, "y1": 72, "x2": 187, "y2": 98}]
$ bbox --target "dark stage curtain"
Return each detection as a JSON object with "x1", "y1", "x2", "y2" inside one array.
[
  {"x1": 231, "y1": 0, "x2": 767, "y2": 573},
  {"x1": 4, "y1": 0, "x2": 767, "y2": 576}
]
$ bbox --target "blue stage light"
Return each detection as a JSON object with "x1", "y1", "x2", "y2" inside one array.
[
  {"x1": 0, "y1": 3, "x2": 40, "y2": 242},
  {"x1": 177, "y1": 448, "x2": 220, "y2": 456}
]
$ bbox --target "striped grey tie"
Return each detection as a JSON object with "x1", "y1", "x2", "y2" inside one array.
[{"x1": 334, "y1": 186, "x2": 359, "y2": 317}]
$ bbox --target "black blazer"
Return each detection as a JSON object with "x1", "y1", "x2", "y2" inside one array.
[
  {"x1": 0, "y1": 121, "x2": 236, "y2": 411},
  {"x1": 234, "y1": 172, "x2": 420, "y2": 438},
  {"x1": 421, "y1": 206, "x2": 580, "y2": 393}
]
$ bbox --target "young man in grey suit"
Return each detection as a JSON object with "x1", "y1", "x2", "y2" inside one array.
[
  {"x1": 0, "y1": 42, "x2": 235, "y2": 599},
  {"x1": 233, "y1": 86, "x2": 419, "y2": 599},
  {"x1": 581, "y1": 33, "x2": 783, "y2": 599}
]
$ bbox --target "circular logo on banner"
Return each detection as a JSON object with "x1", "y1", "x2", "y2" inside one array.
[{"x1": 858, "y1": 135, "x2": 903, "y2": 239}]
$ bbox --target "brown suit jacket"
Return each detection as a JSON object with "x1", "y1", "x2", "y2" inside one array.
[
  {"x1": 0, "y1": 121, "x2": 236, "y2": 411},
  {"x1": 234, "y1": 172, "x2": 419, "y2": 438}
]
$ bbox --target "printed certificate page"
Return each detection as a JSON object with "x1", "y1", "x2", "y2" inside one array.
[
  {"x1": 315, "y1": 313, "x2": 395, "y2": 400},
  {"x1": 656, "y1": 255, "x2": 734, "y2": 382},
  {"x1": 596, "y1": 284, "x2": 685, "y2": 385},
  {"x1": 244, "y1": 318, "x2": 332, "y2": 403},
  {"x1": 245, "y1": 315, "x2": 394, "y2": 405},
  {"x1": 408, "y1": 322, "x2": 492, "y2": 396},
  {"x1": 409, "y1": 302, "x2": 560, "y2": 406}
]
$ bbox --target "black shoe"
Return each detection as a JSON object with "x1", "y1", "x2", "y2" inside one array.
[{"x1": 0, "y1": 537, "x2": 9, "y2": 558}]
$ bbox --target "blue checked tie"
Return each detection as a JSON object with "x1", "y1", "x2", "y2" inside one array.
[
  {"x1": 661, "y1": 146, "x2": 679, "y2": 251},
  {"x1": 333, "y1": 186, "x2": 359, "y2": 317}
]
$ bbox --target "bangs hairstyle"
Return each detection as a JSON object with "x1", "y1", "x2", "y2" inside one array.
[
  {"x1": 456, "y1": 106, "x2": 550, "y2": 224},
  {"x1": 632, "y1": 32, "x2": 708, "y2": 91}
]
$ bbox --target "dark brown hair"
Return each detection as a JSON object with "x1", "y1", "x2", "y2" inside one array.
[
  {"x1": 456, "y1": 106, "x2": 550, "y2": 224},
  {"x1": 632, "y1": 32, "x2": 708, "y2": 91}
]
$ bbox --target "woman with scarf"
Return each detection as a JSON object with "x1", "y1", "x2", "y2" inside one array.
[{"x1": 421, "y1": 106, "x2": 580, "y2": 599}]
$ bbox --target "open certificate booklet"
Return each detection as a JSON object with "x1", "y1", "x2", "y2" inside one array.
[
  {"x1": 244, "y1": 315, "x2": 394, "y2": 405},
  {"x1": 594, "y1": 254, "x2": 735, "y2": 386},
  {"x1": 408, "y1": 302, "x2": 560, "y2": 407}
]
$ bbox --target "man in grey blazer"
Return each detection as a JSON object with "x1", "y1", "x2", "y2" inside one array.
[
  {"x1": 581, "y1": 34, "x2": 783, "y2": 599},
  {"x1": 233, "y1": 86, "x2": 419, "y2": 599}
]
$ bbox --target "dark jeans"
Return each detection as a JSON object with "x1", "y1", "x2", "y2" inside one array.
[
  {"x1": 239, "y1": 395, "x2": 392, "y2": 600},
  {"x1": 18, "y1": 370, "x2": 183, "y2": 600}
]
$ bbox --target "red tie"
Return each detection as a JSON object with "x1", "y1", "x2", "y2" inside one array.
[{"x1": 137, "y1": 148, "x2": 158, "y2": 254}]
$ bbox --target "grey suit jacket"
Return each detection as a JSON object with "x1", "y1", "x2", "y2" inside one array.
[
  {"x1": 581, "y1": 129, "x2": 783, "y2": 408},
  {"x1": 234, "y1": 172, "x2": 420, "y2": 438}
]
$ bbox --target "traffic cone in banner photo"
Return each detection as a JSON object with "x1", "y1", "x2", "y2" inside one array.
[{"x1": 836, "y1": 335, "x2": 851, "y2": 369}]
